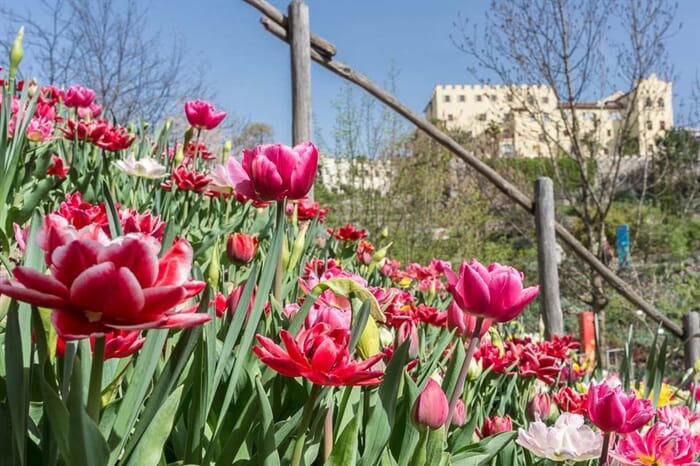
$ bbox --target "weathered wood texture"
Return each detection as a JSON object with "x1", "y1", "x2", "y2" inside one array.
[
  {"x1": 684, "y1": 312, "x2": 700, "y2": 370},
  {"x1": 534, "y1": 178, "x2": 564, "y2": 339},
  {"x1": 289, "y1": 1, "x2": 312, "y2": 145},
  {"x1": 254, "y1": 4, "x2": 683, "y2": 338}
]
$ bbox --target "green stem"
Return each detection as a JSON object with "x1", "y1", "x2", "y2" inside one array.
[
  {"x1": 323, "y1": 399, "x2": 334, "y2": 462},
  {"x1": 273, "y1": 199, "x2": 286, "y2": 303},
  {"x1": 291, "y1": 384, "x2": 321, "y2": 466},
  {"x1": 87, "y1": 336, "x2": 105, "y2": 422},
  {"x1": 445, "y1": 317, "x2": 484, "y2": 429},
  {"x1": 409, "y1": 427, "x2": 429, "y2": 466},
  {"x1": 598, "y1": 431, "x2": 612, "y2": 466}
]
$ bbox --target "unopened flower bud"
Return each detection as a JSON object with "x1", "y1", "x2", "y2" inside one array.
[
  {"x1": 9, "y1": 27, "x2": 24, "y2": 80},
  {"x1": 526, "y1": 393, "x2": 551, "y2": 421},
  {"x1": 226, "y1": 233, "x2": 258, "y2": 265},
  {"x1": 452, "y1": 399, "x2": 467, "y2": 427},
  {"x1": 288, "y1": 223, "x2": 308, "y2": 272},
  {"x1": 466, "y1": 358, "x2": 483, "y2": 381},
  {"x1": 223, "y1": 140, "x2": 232, "y2": 158},
  {"x1": 412, "y1": 378, "x2": 448, "y2": 429},
  {"x1": 479, "y1": 415, "x2": 513, "y2": 438},
  {"x1": 380, "y1": 226, "x2": 389, "y2": 238},
  {"x1": 356, "y1": 316, "x2": 381, "y2": 360},
  {"x1": 207, "y1": 240, "x2": 221, "y2": 290}
]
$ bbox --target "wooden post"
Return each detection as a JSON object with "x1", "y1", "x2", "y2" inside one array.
[
  {"x1": 288, "y1": 0, "x2": 313, "y2": 199},
  {"x1": 683, "y1": 312, "x2": 700, "y2": 370},
  {"x1": 535, "y1": 177, "x2": 563, "y2": 339}
]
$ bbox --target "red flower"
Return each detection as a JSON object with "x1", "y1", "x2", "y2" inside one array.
[
  {"x1": 478, "y1": 415, "x2": 513, "y2": 438},
  {"x1": 553, "y1": 386, "x2": 588, "y2": 415},
  {"x1": 412, "y1": 378, "x2": 449, "y2": 429},
  {"x1": 62, "y1": 85, "x2": 95, "y2": 108},
  {"x1": 56, "y1": 330, "x2": 145, "y2": 359},
  {"x1": 328, "y1": 223, "x2": 367, "y2": 241},
  {"x1": 447, "y1": 300, "x2": 491, "y2": 338},
  {"x1": 95, "y1": 124, "x2": 134, "y2": 151},
  {"x1": 46, "y1": 154, "x2": 69, "y2": 179},
  {"x1": 184, "y1": 99, "x2": 227, "y2": 130},
  {"x1": 286, "y1": 199, "x2": 330, "y2": 222},
  {"x1": 253, "y1": 323, "x2": 384, "y2": 386},
  {"x1": 226, "y1": 232, "x2": 258, "y2": 265},
  {"x1": 171, "y1": 164, "x2": 210, "y2": 193},
  {"x1": 357, "y1": 240, "x2": 375, "y2": 265},
  {"x1": 226, "y1": 142, "x2": 318, "y2": 202},
  {"x1": 0, "y1": 234, "x2": 208, "y2": 340}
]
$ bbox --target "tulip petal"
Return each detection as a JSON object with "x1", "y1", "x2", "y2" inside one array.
[
  {"x1": 310, "y1": 338, "x2": 339, "y2": 372},
  {"x1": 250, "y1": 155, "x2": 285, "y2": 200},
  {"x1": 458, "y1": 262, "x2": 490, "y2": 313},
  {"x1": 142, "y1": 286, "x2": 187, "y2": 315},
  {"x1": 13, "y1": 267, "x2": 69, "y2": 298},
  {"x1": 287, "y1": 142, "x2": 318, "y2": 199},
  {"x1": 98, "y1": 238, "x2": 158, "y2": 287},
  {"x1": 158, "y1": 312, "x2": 211, "y2": 329},
  {"x1": 50, "y1": 239, "x2": 102, "y2": 285},
  {"x1": 52, "y1": 310, "x2": 109, "y2": 340},
  {"x1": 155, "y1": 238, "x2": 193, "y2": 286},
  {"x1": 0, "y1": 277, "x2": 69, "y2": 309}
]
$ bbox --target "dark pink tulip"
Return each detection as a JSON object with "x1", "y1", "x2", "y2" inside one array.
[
  {"x1": 587, "y1": 381, "x2": 654, "y2": 433},
  {"x1": 184, "y1": 99, "x2": 226, "y2": 130},
  {"x1": 479, "y1": 415, "x2": 513, "y2": 438},
  {"x1": 526, "y1": 393, "x2": 551, "y2": 421},
  {"x1": 62, "y1": 85, "x2": 95, "y2": 108},
  {"x1": 444, "y1": 259, "x2": 539, "y2": 322},
  {"x1": 0, "y1": 236, "x2": 208, "y2": 340},
  {"x1": 412, "y1": 378, "x2": 449, "y2": 429},
  {"x1": 452, "y1": 399, "x2": 467, "y2": 427},
  {"x1": 226, "y1": 142, "x2": 318, "y2": 202},
  {"x1": 226, "y1": 232, "x2": 258, "y2": 265},
  {"x1": 447, "y1": 300, "x2": 492, "y2": 338}
]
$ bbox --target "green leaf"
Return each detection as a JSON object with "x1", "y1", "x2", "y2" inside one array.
[
  {"x1": 125, "y1": 385, "x2": 184, "y2": 466},
  {"x1": 5, "y1": 300, "x2": 27, "y2": 465},
  {"x1": 101, "y1": 182, "x2": 123, "y2": 237},
  {"x1": 254, "y1": 374, "x2": 281, "y2": 466},
  {"x1": 312, "y1": 278, "x2": 384, "y2": 322},
  {"x1": 69, "y1": 354, "x2": 110, "y2": 466},
  {"x1": 450, "y1": 431, "x2": 516, "y2": 465},
  {"x1": 326, "y1": 414, "x2": 360, "y2": 466}
]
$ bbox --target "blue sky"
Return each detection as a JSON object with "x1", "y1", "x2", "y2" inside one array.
[
  {"x1": 155, "y1": 0, "x2": 700, "y2": 146},
  {"x1": 9, "y1": 0, "x2": 700, "y2": 145}
]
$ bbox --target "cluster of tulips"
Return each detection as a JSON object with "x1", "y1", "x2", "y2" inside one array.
[{"x1": 1, "y1": 32, "x2": 699, "y2": 465}]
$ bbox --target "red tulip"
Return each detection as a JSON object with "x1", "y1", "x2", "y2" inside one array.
[
  {"x1": 46, "y1": 154, "x2": 69, "y2": 179},
  {"x1": 226, "y1": 233, "x2": 258, "y2": 265},
  {"x1": 253, "y1": 323, "x2": 383, "y2": 386},
  {"x1": 587, "y1": 381, "x2": 654, "y2": 433},
  {"x1": 446, "y1": 300, "x2": 492, "y2": 338},
  {"x1": 327, "y1": 223, "x2": 367, "y2": 241},
  {"x1": 412, "y1": 378, "x2": 449, "y2": 429},
  {"x1": 356, "y1": 240, "x2": 375, "y2": 265},
  {"x1": 184, "y1": 99, "x2": 226, "y2": 130},
  {"x1": 54, "y1": 329, "x2": 144, "y2": 359},
  {"x1": 479, "y1": 415, "x2": 513, "y2": 438},
  {"x1": 553, "y1": 386, "x2": 588, "y2": 415},
  {"x1": 445, "y1": 259, "x2": 539, "y2": 322},
  {"x1": 0, "y1": 235, "x2": 208, "y2": 340},
  {"x1": 62, "y1": 85, "x2": 95, "y2": 108},
  {"x1": 171, "y1": 164, "x2": 210, "y2": 193},
  {"x1": 226, "y1": 142, "x2": 318, "y2": 202}
]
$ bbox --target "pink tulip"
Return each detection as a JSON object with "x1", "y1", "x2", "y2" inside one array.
[
  {"x1": 412, "y1": 378, "x2": 449, "y2": 429},
  {"x1": 62, "y1": 85, "x2": 95, "y2": 108},
  {"x1": 609, "y1": 422, "x2": 700, "y2": 466},
  {"x1": 226, "y1": 232, "x2": 258, "y2": 265},
  {"x1": 587, "y1": 381, "x2": 654, "y2": 433},
  {"x1": 479, "y1": 415, "x2": 514, "y2": 438},
  {"x1": 444, "y1": 259, "x2": 539, "y2": 322},
  {"x1": 0, "y1": 234, "x2": 208, "y2": 340},
  {"x1": 184, "y1": 99, "x2": 226, "y2": 130},
  {"x1": 447, "y1": 300, "x2": 492, "y2": 338},
  {"x1": 452, "y1": 399, "x2": 467, "y2": 427},
  {"x1": 226, "y1": 142, "x2": 318, "y2": 202},
  {"x1": 526, "y1": 393, "x2": 552, "y2": 421}
]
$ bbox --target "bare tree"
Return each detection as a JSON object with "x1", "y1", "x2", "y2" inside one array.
[
  {"x1": 0, "y1": 0, "x2": 213, "y2": 123},
  {"x1": 452, "y1": 0, "x2": 678, "y2": 348}
]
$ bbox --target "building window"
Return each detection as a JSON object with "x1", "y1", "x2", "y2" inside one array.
[
  {"x1": 503, "y1": 113, "x2": 511, "y2": 122},
  {"x1": 647, "y1": 144, "x2": 654, "y2": 154},
  {"x1": 603, "y1": 148, "x2": 609, "y2": 155},
  {"x1": 459, "y1": 95, "x2": 465, "y2": 102},
  {"x1": 447, "y1": 114, "x2": 454, "y2": 121},
  {"x1": 527, "y1": 96, "x2": 535, "y2": 105},
  {"x1": 538, "y1": 133, "x2": 546, "y2": 142},
  {"x1": 501, "y1": 143, "x2": 514, "y2": 156},
  {"x1": 607, "y1": 129, "x2": 612, "y2": 137},
  {"x1": 491, "y1": 94, "x2": 497, "y2": 102},
  {"x1": 657, "y1": 98, "x2": 664, "y2": 108},
  {"x1": 646, "y1": 120, "x2": 652, "y2": 130},
  {"x1": 542, "y1": 97, "x2": 549, "y2": 104},
  {"x1": 507, "y1": 94, "x2": 514, "y2": 102},
  {"x1": 659, "y1": 120, "x2": 666, "y2": 130},
  {"x1": 476, "y1": 95, "x2": 482, "y2": 102},
  {"x1": 644, "y1": 97, "x2": 652, "y2": 108},
  {"x1": 478, "y1": 113, "x2": 487, "y2": 121},
  {"x1": 444, "y1": 95, "x2": 451, "y2": 103}
]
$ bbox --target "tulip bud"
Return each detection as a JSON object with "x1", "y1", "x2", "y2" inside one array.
[
  {"x1": 207, "y1": 241, "x2": 221, "y2": 290},
  {"x1": 9, "y1": 27, "x2": 24, "y2": 80},
  {"x1": 226, "y1": 233, "x2": 258, "y2": 265},
  {"x1": 466, "y1": 357, "x2": 483, "y2": 381},
  {"x1": 526, "y1": 393, "x2": 551, "y2": 421},
  {"x1": 356, "y1": 316, "x2": 381, "y2": 360},
  {"x1": 222, "y1": 140, "x2": 232, "y2": 159},
  {"x1": 412, "y1": 378, "x2": 449, "y2": 429},
  {"x1": 288, "y1": 223, "x2": 307, "y2": 272},
  {"x1": 380, "y1": 226, "x2": 389, "y2": 238},
  {"x1": 165, "y1": 118, "x2": 172, "y2": 132},
  {"x1": 174, "y1": 144, "x2": 185, "y2": 165},
  {"x1": 479, "y1": 415, "x2": 513, "y2": 438},
  {"x1": 452, "y1": 399, "x2": 467, "y2": 427},
  {"x1": 378, "y1": 326, "x2": 394, "y2": 348},
  {"x1": 397, "y1": 320, "x2": 419, "y2": 359},
  {"x1": 183, "y1": 126, "x2": 194, "y2": 148}
]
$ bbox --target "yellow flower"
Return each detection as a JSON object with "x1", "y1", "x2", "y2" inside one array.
[{"x1": 634, "y1": 381, "x2": 676, "y2": 407}]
